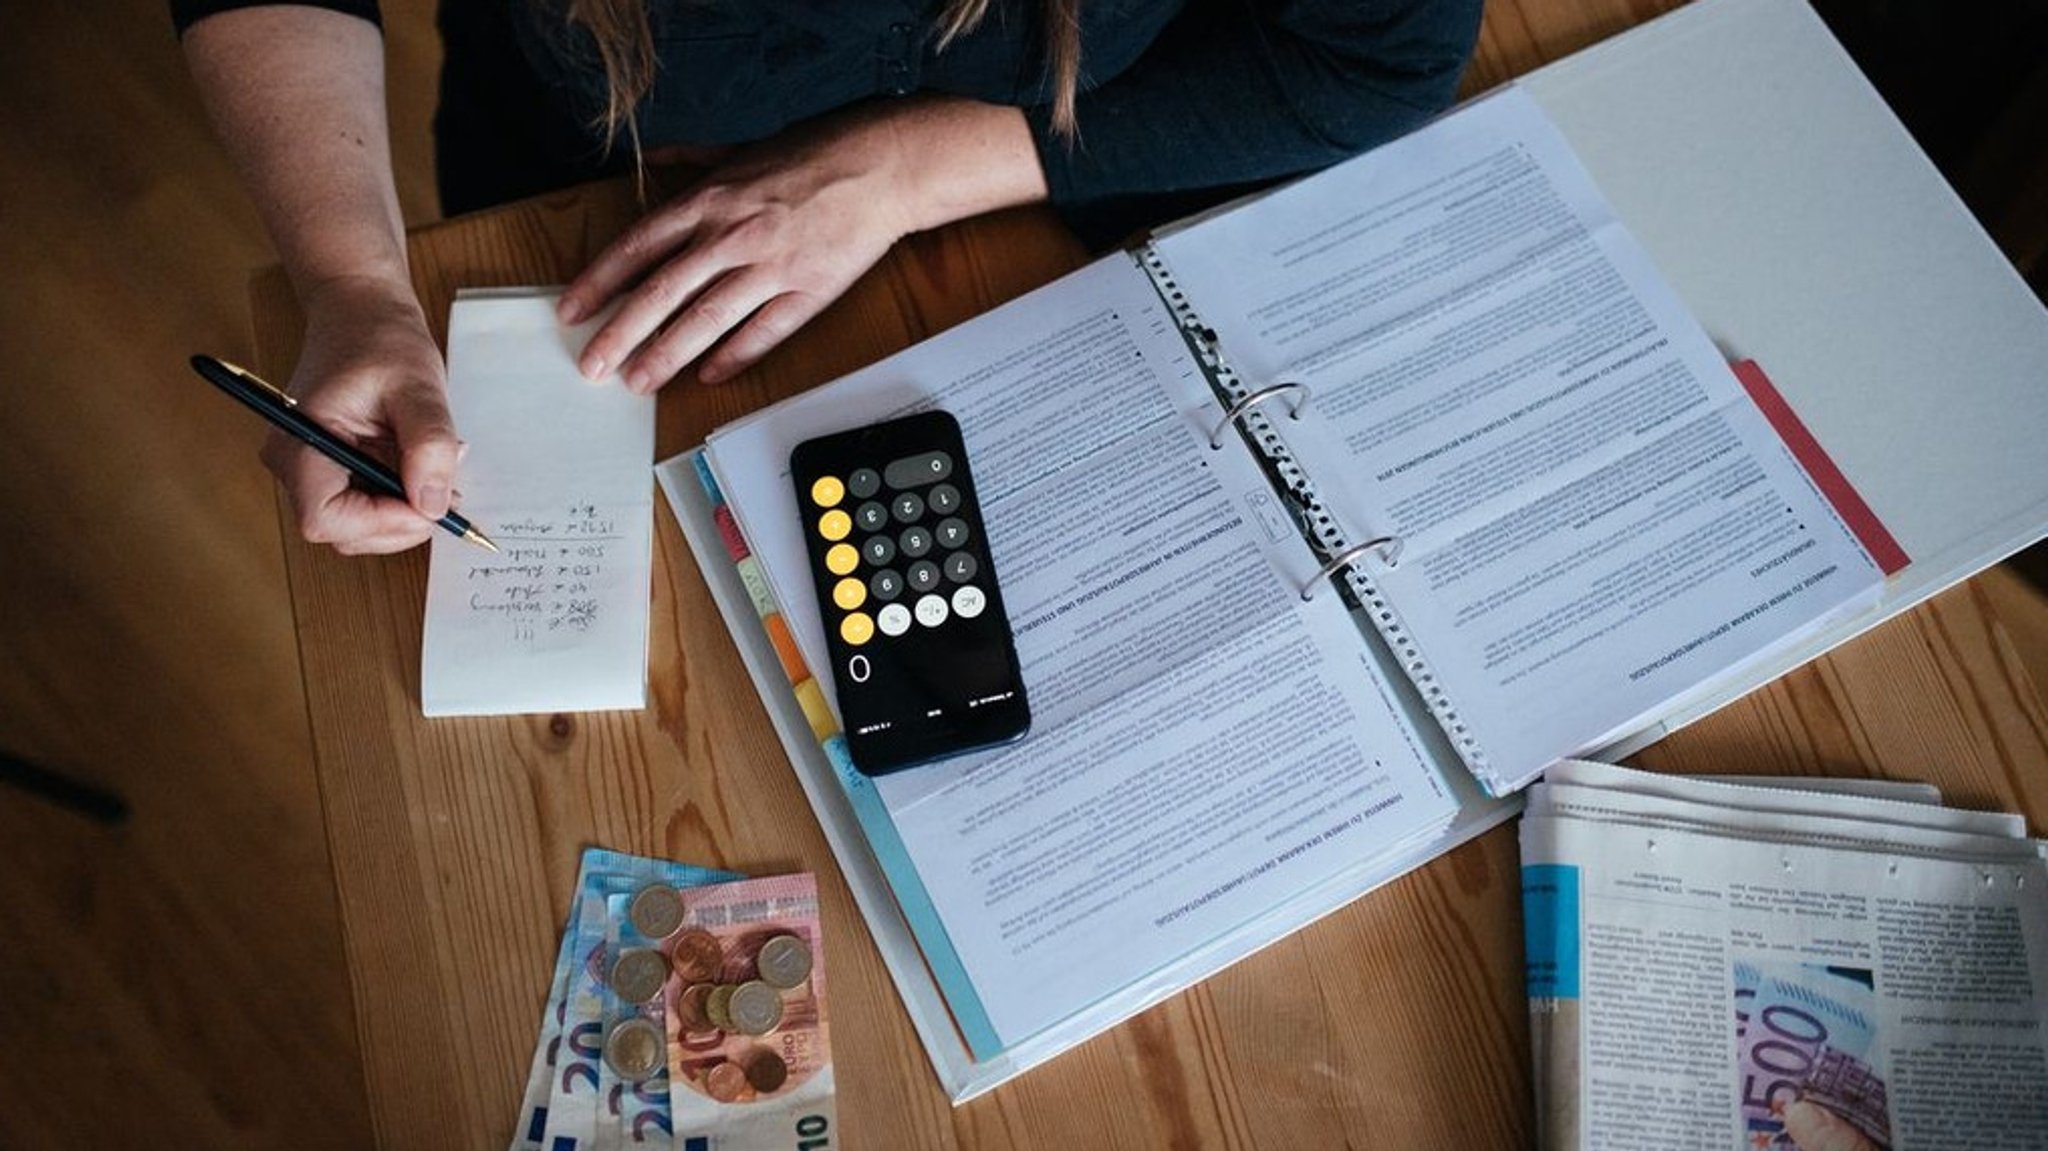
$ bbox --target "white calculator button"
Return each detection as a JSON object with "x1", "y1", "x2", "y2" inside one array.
[
  {"x1": 952, "y1": 585, "x2": 986, "y2": 619},
  {"x1": 914, "y1": 594, "x2": 949, "y2": 628},
  {"x1": 876, "y1": 603, "x2": 912, "y2": 636}
]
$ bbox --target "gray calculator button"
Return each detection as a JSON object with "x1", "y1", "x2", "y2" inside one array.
[
  {"x1": 870, "y1": 569, "x2": 904, "y2": 600},
  {"x1": 914, "y1": 594, "x2": 949, "y2": 628},
  {"x1": 854, "y1": 501, "x2": 889, "y2": 532},
  {"x1": 884, "y1": 451, "x2": 953, "y2": 489},
  {"x1": 876, "y1": 603, "x2": 912, "y2": 636},
  {"x1": 891, "y1": 492, "x2": 925, "y2": 523},
  {"x1": 935, "y1": 517, "x2": 970, "y2": 549},
  {"x1": 847, "y1": 468, "x2": 882, "y2": 498},
  {"x1": 861, "y1": 535, "x2": 896, "y2": 566},
  {"x1": 899, "y1": 525, "x2": 932, "y2": 558},
  {"x1": 928, "y1": 483, "x2": 961, "y2": 515},
  {"x1": 944, "y1": 552, "x2": 978, "y2": 583},
  {"x1": 907, "y1": 560, "x2": 941, "y2": 592}
]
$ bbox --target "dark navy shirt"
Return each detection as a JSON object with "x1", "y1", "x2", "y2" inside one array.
[{"x1": 173, "y1": 0, "x2": 1481, "y2": 216}]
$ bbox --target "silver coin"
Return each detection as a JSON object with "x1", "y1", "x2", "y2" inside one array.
[
  {"x1": 755, "y1": 934, "x2": 813, "y2": 989},
  {"x1": 727, "y1": 980, "x2": 785, "y2": 1036},
  {"x1": 603, "y1": 1017, "x2": 664, "y2": 1081},
  {"x1": 628, "y1": 884, "x2": 686, "y2": 940},
  {"x1": 609, "y1": 947, "x2": 671, "y2": 1004}
]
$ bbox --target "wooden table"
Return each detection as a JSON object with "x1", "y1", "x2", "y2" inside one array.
[{"x1": 248, "y1": 3, "x2": 2048, "y2": 1146}]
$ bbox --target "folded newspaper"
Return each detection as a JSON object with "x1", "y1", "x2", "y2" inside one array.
[{"x1": 1521, "y1": 761, "x2": 2048, "y2": 1151}]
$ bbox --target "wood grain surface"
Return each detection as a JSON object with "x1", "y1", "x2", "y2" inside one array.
[{"x1": 245, "y1": 2, "x2": 2048, "y2": 1149}]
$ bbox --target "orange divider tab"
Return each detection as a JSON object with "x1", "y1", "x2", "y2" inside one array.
[{"x1": 764, "y1": 613, "x2": 808, "y2": 685}]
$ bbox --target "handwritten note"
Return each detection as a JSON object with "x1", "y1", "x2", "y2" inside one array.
[{"x1": 421, "y1": 289, "x2": 655, "y2": 717}]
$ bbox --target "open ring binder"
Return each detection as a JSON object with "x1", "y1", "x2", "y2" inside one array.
[
  {"x1": 1208, "y1": 382, "x2": 1310, "y2": 450},
  {"x1": 1300, "y1": 535, "x2": 1403, "y2": 602}
]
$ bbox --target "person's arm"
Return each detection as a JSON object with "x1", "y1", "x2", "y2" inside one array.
[
  {"x1": 183, "y1": 4, "x2": 460, "y2": 554},
  {"x1": 559, "y1": 94, "x2": 1049, "y2": 391}
]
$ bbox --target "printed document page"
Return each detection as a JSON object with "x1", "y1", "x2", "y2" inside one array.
[
  {"x1": 705, "y1": 255, "x2": 1459, "y2": 1046},
  {"x1": 1153, "y1": 88, "x2": 1881, "y2": 792},
  {"x1": 421, "y1": 290, "x2": 656, "y2": 716}
]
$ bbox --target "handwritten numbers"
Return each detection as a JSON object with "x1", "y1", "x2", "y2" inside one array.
[{"x1": 466, "y1": 501, "x2": 622, "y2": 643}]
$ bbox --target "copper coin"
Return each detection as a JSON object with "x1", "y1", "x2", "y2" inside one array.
[
  {"x1": 602, "y1": 1018, "x2": 664, "y2": 1081},
  {"x1": 628, "y1": 884, "x2": 686, "y2": 940},
  {"x1": 707, "y1": 984, "x2": 736, "y2": 1032},
  {"x1": 755, "y1": 933, "x2": 814, "y2": 990},
  {"x1": 668, "y1": 928, "x2": 725, "y2": 984},
  {"x1": 727, "y1": 980, "x2": 785, "y2": 1036},
  {"x1": 675, "y1": 982, "x2": 717, "y2": 1033},
  {"x1": 608, "y1": 947, "x2": 670, "y2": 1005},
  {"x1": 705, "y1": 1060, "x2": 749, "y2": 1103},
  {"x1": 742, "y1": 1047, "x2": 789, "y2": 1094}
]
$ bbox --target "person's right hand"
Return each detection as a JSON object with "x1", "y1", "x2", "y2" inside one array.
[{"x1": 260, "y1": 276, "x2": 463, "y2": 555}]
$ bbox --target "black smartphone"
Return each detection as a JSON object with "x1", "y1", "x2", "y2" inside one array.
[{"x1": 788, "y1": 410, "x2": 1031, "y2": 774}]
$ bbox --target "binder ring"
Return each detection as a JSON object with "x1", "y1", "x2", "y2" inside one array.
[
  {"x1": 1300, "y1": 535, "x2": 1402, "y2": 602},
  {"x1": 1209, "y1": 382, "x2": 1311, "y2": 450}
]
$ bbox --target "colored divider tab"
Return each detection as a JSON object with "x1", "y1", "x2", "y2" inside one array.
[
  {"x1": 1732, "y1": 359, "x2": 1909, "y2": 575},
  {"x1": 1521, "y1": 863, "x2": 1581, "y2": 1000}
]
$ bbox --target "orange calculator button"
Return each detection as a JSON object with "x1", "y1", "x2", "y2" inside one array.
[
  {"x1": 825, "y1": 543, "x2": 859, "y2": 575},
  {"x1": 840, "y1": 612, "x2": 875, "y2": 646},
  {"x1": 818, "y1": 509, "x2": 852, "y2": 541},
  {"x1": 832, "y1": 577, "x2": 866, "y2": 610},
  {"x1": 810, "y1": 476, "x2": 845, "y2": 507}
]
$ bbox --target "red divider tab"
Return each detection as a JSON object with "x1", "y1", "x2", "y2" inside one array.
[{"x1": 1732, "y1": 359, "x2": 1909, "y2": 575}]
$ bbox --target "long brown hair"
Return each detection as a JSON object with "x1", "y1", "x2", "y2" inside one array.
[{"x1": 563, "y1": 0, "x2": 1083, "y2": 149}]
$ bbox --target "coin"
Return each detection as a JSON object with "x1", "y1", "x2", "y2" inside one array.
[
  {"x1": 628, "y1": 884, "x2": 686, "y2": 940},
  {"x1": 608, "y1": 947, "x2": 670, "y2": 1005},
  {"x1": 668, "y1": 928, "x2": 724, "y2": 984},
  {"x1": 675, "y1": 982, "x2": 717, "y2": 1033},
  {"x1": 707, "y1": 984, "x2": 736, "y2": 1032},
  {"x1": 602, "y1": 1017, "x2": 664, "y2": 1081},
  {"x1": 742, "y1": 1047, "x2": 789, "y2": 1094},
  {"x1": 727, "y1": 980, "x2": 785, "y2": 1036},
  {"x1": 705, "y1": 1060, "x2": 749, "y2": 1103},
  {"x1": 755, "y1": 933, "x2": 813, "y2": 989}
]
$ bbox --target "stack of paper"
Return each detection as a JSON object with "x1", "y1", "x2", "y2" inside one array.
[
  {"x1": 422, "y1": 289, "x2": 655, "y2": 716},
  {"x1": 1523, "y1": 762, "x2": 2048, "y2": 1150}
]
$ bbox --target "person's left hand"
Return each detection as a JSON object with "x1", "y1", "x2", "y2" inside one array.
[{"x1": 559, "y1": 111, "x2": 918, "y2": 391}]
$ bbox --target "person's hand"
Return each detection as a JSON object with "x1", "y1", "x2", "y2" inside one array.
[
  {"x1": 559, "y1": 111, "x2": 916, "y2": 391},
  {"x1": 559, "y1": 97, "x2": 1049, "y2": 391},
  {"x1": 261, "y1": 275, "x2": 462, "y2": 555},
  {"x1": 1779, "y1": 1098, "x2": 1881, "y2": 1151}
]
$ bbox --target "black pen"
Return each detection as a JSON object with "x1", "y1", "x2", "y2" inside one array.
[{"x1": 189, "y1": 353, "x2": 499, "y2": 553}]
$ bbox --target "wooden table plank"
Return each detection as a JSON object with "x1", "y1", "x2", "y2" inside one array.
[{"x1": 248, "y1": 2, "x2": 2048, "y2": 1146}]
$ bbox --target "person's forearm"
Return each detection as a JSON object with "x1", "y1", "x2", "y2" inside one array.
[
  {"x1": 183, "y1": 6, "x2": 414, "y2": 305},
  {"x1": 869, "y1": 96, "x2": 1050, "y2": 236}
]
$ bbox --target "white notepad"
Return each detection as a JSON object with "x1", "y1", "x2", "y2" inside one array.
[{"x1": 420, "y1": 289, "x2": 655, "y2": 717}]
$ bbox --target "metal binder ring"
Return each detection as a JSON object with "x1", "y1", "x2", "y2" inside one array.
[
  {"x1": 1300, "y1": 535, "x2": 1403, "y2": 602},
  {"x1": 1208, "y1": 382, "x2": 1311, "y2": 450}
]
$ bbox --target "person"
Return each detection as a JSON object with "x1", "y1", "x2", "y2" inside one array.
[{"x1": 174, "y1": 0, "x2": 1482, "y2": 554}]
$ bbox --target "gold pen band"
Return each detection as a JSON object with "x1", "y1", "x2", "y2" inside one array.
[{"x1": 214, "y1": 357, "x2": 298, "y2": 407}]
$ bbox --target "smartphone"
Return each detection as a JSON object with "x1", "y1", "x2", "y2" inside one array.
[{"x1": 788, "y1": 410, "x2": 1030, "y2": 774}]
